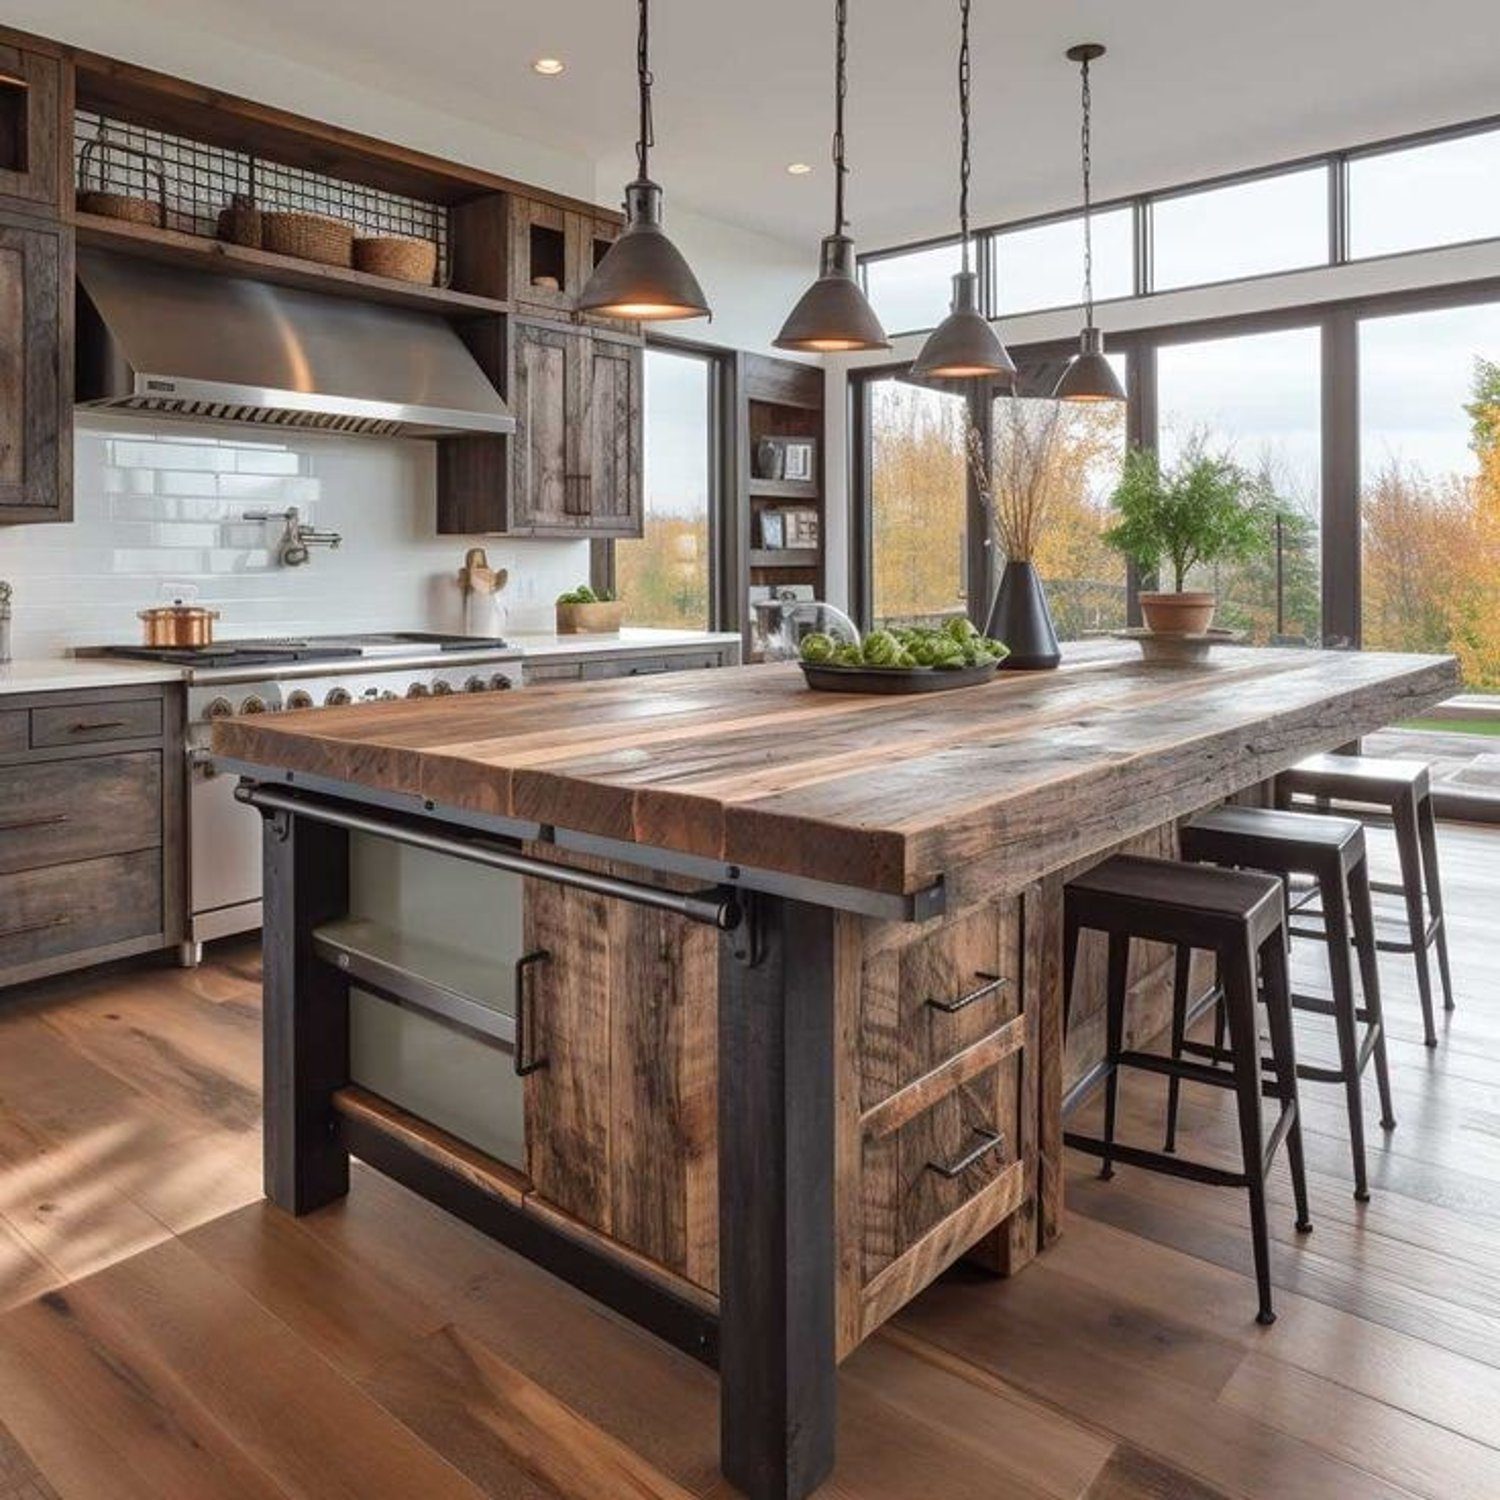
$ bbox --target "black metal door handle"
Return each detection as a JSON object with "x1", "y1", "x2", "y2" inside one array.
[
  {"x1": 926, "y1": 1127, "x2": 1005, "y2": 1180},
  {"x1": 514, "y1": 949, "x2": 552, "y2": 1077},
  {"x1": 925, "y1": 971, "x2": 1007, "y2": 1015}
]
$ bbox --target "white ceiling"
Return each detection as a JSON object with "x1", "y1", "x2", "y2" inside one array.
[{"x1": 71, "y1": 0, "x2": 1500, "y2": 250}]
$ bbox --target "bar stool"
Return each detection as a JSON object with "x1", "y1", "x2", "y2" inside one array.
[
  {"x1": 1170, "y1": 805, "x2": 1395, "y2": 1202},
  {"x1": 1278, "y1": 754, "x2": 1455, "y2": 1047},
  {"x1": 1063, "y1": 854, "x2": 1311, "y2": 1325}
]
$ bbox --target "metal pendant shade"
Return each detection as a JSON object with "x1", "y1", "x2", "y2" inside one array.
[
  {"x1": 775, "y1": 0, "x2": 889, "y2": 354},
  {"x1": 913, "y1": 0, "x2": 1014, "y2": 382},
  {"x1": 1053, "y1": 42, "x2": 1124, "y2": 403},
  {"x1": 578, "y1": 0, "x2": 710, "y2": 322},
  {"x1": 911, "y1": 270, "x2": 1015, "y2": 381}
]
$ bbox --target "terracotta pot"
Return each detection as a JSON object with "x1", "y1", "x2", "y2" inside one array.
[
  {"x1": 556, "y1": 600, "x2": 625, "y2": 635},
  {"x1": 1138, "y1": 591, "x2": 1217, "y2": 636}
]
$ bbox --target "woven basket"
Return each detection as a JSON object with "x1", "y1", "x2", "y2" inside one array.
[
  {"x1": 353, "y1": 235, "x2": 438, "y2": 285},
  {"x1": 216, "y1": 195, "x2": 263, "y2": 249},
  {"x1": 77, "y1": 190, "x2": 162, "y2": 226},
  {"x1": 261, "y1": 211, "x2": 354, "y2": 267}
]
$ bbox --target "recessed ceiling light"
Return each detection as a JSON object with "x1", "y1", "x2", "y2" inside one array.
[
  {"x1": 786, "y1": 162, "x2": 813, "y2": 176},
  {"x1": 532, "y1": 57, "x2": 566, "y2": 76}
]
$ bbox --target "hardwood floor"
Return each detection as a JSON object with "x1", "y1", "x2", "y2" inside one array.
[{"x1": 0, "y1": 822, "x2": 1494, "y2": 1498}]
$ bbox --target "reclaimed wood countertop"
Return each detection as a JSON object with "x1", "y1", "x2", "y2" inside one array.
[{"x1": 213, "y1": 642, "x2": 1457, "y2": 898}]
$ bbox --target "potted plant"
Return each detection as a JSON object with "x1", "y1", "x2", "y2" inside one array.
[
  {"x1": 1104, "y1": 442, "x2": 1274, "y2": 635},
  {"x1": 556, "y1": 584, "x2": 625, "y2": 635}
]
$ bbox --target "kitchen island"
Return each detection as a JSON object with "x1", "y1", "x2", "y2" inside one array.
[{"x1": 214, "y1": 641, "x2": 1456, "y2": 1500}]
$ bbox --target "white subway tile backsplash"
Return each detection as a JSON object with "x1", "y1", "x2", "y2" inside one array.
[{"x1": 0, "y1": 414, "x2": 589, "y2": 656}]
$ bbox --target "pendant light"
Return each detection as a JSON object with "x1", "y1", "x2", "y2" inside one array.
[
  {"x1": 578, "y1": 0, "x2": 710, "y2": 321},
  {"x1": 911, "y1": 0, "x2": 1015, "y2": 383},
  {"x1": 774, "y1": 0, "x2": 889, "y2": 353},
  {"x1": 1053, "y1": 43, "x2": 1125, "y2": 402}
]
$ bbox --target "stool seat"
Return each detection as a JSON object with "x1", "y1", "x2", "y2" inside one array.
[
  {"x1": 1067, "y1": 854, "x2": 1284, "y2": 950},
  {"x1": 1282, "y1": 752, "x2": 1430, "y2": 803},
  {"x1": 1184, "y1": 805, "x2": 1364, "y2": 874}
]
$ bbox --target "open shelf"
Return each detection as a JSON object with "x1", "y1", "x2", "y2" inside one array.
[
  {"x1": 74, "y1": 212, "x2": 511, "y2": 317},
  {"x1": 750, "y1": 548, "x2": 820, "y2": 570},
  {"x1": 749, "y1": 477, "x2": 819, "y2": 501}
]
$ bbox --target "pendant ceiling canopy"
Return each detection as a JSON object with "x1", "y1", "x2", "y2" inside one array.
[
  {"x1": 775, "y1": 0, "x2": 889, "y2": 354},
  {"x1": 1053, "y1": 42, "x2": 1126, "y2": 402},
  {"x1": 578, "y1": 0, "x2": 710, "y2": 322},
  {"x1": 912, "y1": 0, "x2": 1015, "y2": 384}
]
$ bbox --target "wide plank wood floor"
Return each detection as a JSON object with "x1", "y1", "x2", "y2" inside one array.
[{"x1": 0, "y1": 821, "x2": 1494, "y2": 1499}]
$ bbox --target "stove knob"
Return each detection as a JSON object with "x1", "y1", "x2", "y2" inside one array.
[
  {"x1": 240, "y1": 695, "x2": 268, "y2": 715},
  {"x1": 204, "y1": 696, "x2": 234, "y2": 720},
  {"x1": 464, "y1": 675, "x2": 488, "y2": 693},
  {"x1": 286, "y1": 690, "x2": 314, "y2": 711},
  {"x1": 489, "y1": 674, "x2": 514, "y2": 691},
  {"x1": 325, "y1": 687, "x2": 353, "y2": 707},
  {"x1": 406, "y1": 682, "x2": 431, "y2": 699},
  {"x1": 432, "y1": 680, "x2": 454, "y2": 696}
]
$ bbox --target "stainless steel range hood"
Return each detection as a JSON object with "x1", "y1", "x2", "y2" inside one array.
[{"x1": 75, "y1": 250, "x2": 515, "y2": 438}]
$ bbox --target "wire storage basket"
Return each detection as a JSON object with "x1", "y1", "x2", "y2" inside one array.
[{"x1": 76, "y1": 128, "x2": 166, "y2": 226}]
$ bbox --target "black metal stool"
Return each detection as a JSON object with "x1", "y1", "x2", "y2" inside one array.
[
  {"x1": 1278, "y1": 753, "x2": 1455, "y2": 1047},
  {"x1": 1063, "y1": 854, "x2": 1311, "y2": 1325},
  {"x1": 1171, "y1": 805, "x2": 1395, "y2": 1202}
]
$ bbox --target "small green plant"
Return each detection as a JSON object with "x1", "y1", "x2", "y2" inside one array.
[
  {"x1": 556, "y1": 584, "x2": 614, "y2": 605},
  {"x1": 1104, "y1": 442, "x2": 1276, "y2": 592}
]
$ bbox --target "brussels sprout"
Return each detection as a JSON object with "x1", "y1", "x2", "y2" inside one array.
[
  {"x1": 834, "y1": 643, "x2": 864, "y2": 666},
  {"x1": 945, "y1": 616, "x2": 980, "y2": 643},
  {"x1": 894, "y1": 648, "x2": 918, "y2": 669},
  {"x1": 861, "y1": 630, "x2": 903, "y2": 667},
  {"x1": 799, "y1": 631, "x2": 837, "y2": 664}
]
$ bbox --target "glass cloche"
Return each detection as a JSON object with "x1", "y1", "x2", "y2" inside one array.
[{"x1": 752, "y1": 597, "x2": 860, "y2": 663}]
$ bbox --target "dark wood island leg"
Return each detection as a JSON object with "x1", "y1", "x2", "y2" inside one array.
[
  {"x1": 260, "y1": 807, "x2": 352, "y2": 1214},
  {"x1": 718, "y1": 895, "x2": 838, "y2": 1500}
]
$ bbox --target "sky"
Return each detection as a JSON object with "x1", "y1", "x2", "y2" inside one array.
[{"x1": 643, "y1": 348, "x2": 711, "y2": 520}]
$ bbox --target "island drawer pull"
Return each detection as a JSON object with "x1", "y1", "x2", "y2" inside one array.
[
  {"x1": 0, "y1": 914, "x2": 71, "y2": 941},
  {"x1": 926, "y1": 1127, "x2": 1005, "y2": 1180},
  {"x1": 514, "y1": 949, "x2": 551, "y2": 1077},
  {"x1": 0, "y1": 813, "x2": 70, "y2": 833},
  {"x1": 68, "y1": 719, "x2": 129, "y2": 734},
  {"x1": 925, "y1": 971, "x2": 1007, "y2": 1015}
]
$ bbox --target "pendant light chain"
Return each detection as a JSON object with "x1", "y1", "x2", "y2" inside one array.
[
  {"x1": 832, "y1": 0, "x2": 848, "y2": 236},
  {"x1": 1079, "y1": 49, "x2": 1095, "y2": 325},
  {"x1": 636, "y1": 0, "x2": 655, "y2": 181},
  {"x1": 958, "y1": 0, "x2": 972, "y2": 272}
]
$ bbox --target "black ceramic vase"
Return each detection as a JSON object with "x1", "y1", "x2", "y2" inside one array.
[{"x1": 985, "y1": 559, "x2": 1061, "y2": 671}]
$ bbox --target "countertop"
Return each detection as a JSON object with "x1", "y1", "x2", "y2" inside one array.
[
  {"x1": 0, "y1": 658, "x2": 186, "y2": 696},
  {"x1": 508, "y1": 627, "x2": 742, "y2": 659},
  {"x1": 213, "y1": 641, "x2": 1458, "y2": 898}
]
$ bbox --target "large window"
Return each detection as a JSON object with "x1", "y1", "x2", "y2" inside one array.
[
  {"x1": 1151, "y1": 167, "x2": 1329, "y2": 290},
  {"x1": 1154, "y1": 327, "x2": 1323, "y2": 645},
  {"x1": 995, "y1": 209, "x2": 1133, "y2": 316},
  {"x1": 863, "y1": 241, "x2": 965, "y2": 336},
  {"x1": 615, "y1": 347, "x2": 715, "y2": 629},
  {"x1": 1360, "y1": 303, "x2": 1500, "y2": 687},
  {"x1": 867, "y1": 376, "x2": 969, "y2": 629},
  {"x1": 1350, "y1": 128, "x2": 1500, "y2": 260}
]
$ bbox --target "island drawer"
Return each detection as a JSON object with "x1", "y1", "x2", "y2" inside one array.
[
  {"x1": 30, "y1": 696, "x2": 163, "y2": 748},
  {"x1": 0, "y1": 848, "x2": 163, "y2": 973},
  {"x1": 0, "y1": 752, "x2": 162, "y2": 875},
  {"x1": 857, "y1": 895, "x2": 1021, "y2": 1110}
]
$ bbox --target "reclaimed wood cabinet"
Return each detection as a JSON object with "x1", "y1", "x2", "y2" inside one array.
[
  {"x1": 0, "y1": 211, "x2": 71, "y2": 524},
  {"x1": 0, "y1": 683, "x2": 184, "y2": 990},
  {"x1": 0, "y1": 42, "x2": 66, "y2": 217}
]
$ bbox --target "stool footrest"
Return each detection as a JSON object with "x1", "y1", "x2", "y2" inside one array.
[{"x1": 1063, "y1": 1132, "x2": 1249, "y2": 1189}]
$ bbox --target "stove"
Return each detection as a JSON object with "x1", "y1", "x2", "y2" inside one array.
[{"x1": 96, "y1": 630, "x2": 526, "y2": 964}]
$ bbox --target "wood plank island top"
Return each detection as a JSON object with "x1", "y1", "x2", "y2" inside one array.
[{"x1": 214, "y1": 642, "x2": 1457, "y2": 899}]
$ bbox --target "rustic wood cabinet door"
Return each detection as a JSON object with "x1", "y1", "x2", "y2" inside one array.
[
  {"x1": 0, "y1": 47, "x2": 65, "y2": 217},
  {"x1": 576, "y1": 335, "x2": 643, "y2": 537},
  {"x1": 510, "y1": 320, "x2": 580, "y2": 532},
  {"x1": 0, "y1": 214, "x2": 70, "y2": 524}
]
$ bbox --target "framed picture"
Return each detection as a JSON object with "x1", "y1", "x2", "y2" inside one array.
[
  {"x1": 782, "y1": 438, "x2": 817, "y2": 483},
  {"x1": 758, "y1": 509, "x2": 786, "y2": 549},
  {"x1": 783, "y1": 507, "x2": 820, "y2": 548}
]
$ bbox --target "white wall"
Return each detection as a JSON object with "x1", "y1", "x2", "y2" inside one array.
[{"x1": 0, "y1": 415, "x2": 589, "y2": 658}]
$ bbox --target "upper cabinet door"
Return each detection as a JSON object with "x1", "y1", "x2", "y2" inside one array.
[
  {"x1": 510, "y1": 198, "x2": 577, "y2": 320},
  {"x1": 0, "y1": 46, "x2": 65, "y2": 218},
  {"x1": 510, "y1": 320, "x2": 579, "y2": 532},
  {"x1": 578, "y1": 335, "x2": 643, "y2": 538},
  {"x1": 0, "y1": 214, "x2": 71, "y2": 524}
]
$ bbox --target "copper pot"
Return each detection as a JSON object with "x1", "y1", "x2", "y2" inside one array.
[{"x1": 139, "y1": 601, "x2": 219, "y2": 647}]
